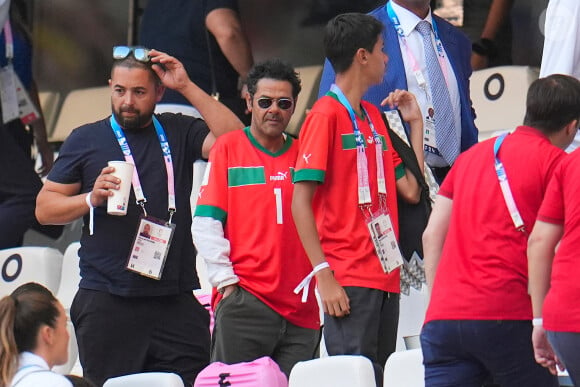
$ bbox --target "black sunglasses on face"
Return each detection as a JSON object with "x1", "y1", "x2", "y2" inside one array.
[
  {"x1": 113, "y1": 46, "x2": 151, "y2": 62},
  {"x1": 256, "y1": 97, "x2": 293, "y2": 110}
]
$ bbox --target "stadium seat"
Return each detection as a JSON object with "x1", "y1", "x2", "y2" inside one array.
[
  {"x1": 155, "y1": 103, "x2": 201, "y2": 118},
  {"x1": 289, "y1": 355, "x2": 376, "y2": 387},
  {"x1": 52, "y1": 319, "x2": 78, "y2": 375},
  {"x1": 56, "y1": 242, "x2": 81, "y2": 311},
  {"x1": 287, "y1": 65, "x2": 323, "y2": 136},
  {"x1": 49, "y1": 86, "x2": 110, "y2": 143},
  {"x1": 103, "y1": 372, "x2": 184, "y2": 387},
  {"x1": 0, "y1": 247, "x2": 63, "y2": 296},
  {"x1": 384, "y1": 349, "x2": 425, "y2": 387},
  {"x1": 470, "y1": 66, "x2": 539, "y2": 141},
  {"x1": 39, "y1": 90, "x2": 61, "y2": 137},
  {"x1": 51, "y1": 242, "x2": 81, "y2": 375}
]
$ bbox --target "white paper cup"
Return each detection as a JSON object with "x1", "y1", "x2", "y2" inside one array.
[
  {"x1": 107, "y1": 161, "x2": 134, "y2": 216},
  {"x1": 403, "y1": 335, "x2": 421, "y2": 350}
]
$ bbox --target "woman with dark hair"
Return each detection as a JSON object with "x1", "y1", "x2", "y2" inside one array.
[{"x1": 0, "y1": 282, "x2": 72, "y2": 387}]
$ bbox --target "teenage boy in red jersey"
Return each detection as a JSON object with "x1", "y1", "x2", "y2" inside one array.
[
  {"x1": 292, "y1": 13, "x2": 424, "y2": 385},
  {"x1": 192, "y1": 59, "x2": 320, "y2": 377},
  {"x1": 421, "y1": 75, "x2": 580, "y2": 386}
]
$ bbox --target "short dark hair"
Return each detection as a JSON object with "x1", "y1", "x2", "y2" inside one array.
[
  {"x1": 111, "y1": 54, "x2": 161, "y2": 85},
  {"x1": 246, "y1": 59, "x2": 302, "y2": 100},
  {"x1": 324, "y1": 13, "x2": 383, "y2": 74},
  {"x1": 524, "y1": 74, "x2": 580, "y2": 133}
]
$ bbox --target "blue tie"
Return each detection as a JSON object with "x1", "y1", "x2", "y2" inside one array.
[{"x1": 416, "y1": 20, "x2": 459, "y2": 165}]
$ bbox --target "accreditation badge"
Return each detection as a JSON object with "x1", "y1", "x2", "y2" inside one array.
[
  {"x1": 423, "y1": 103, "x2": 442, "y2": 157},
  {"x1": 126, "y1": 215, "x2": 175, "y2": 280},
  {"x1": 0, "y1": 64, "x2": 19, "y2": 123},
  {"x1": 366, "y1": 210, "x2": 404, "y2": 273}
]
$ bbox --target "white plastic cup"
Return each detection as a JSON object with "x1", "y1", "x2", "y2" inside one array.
[
  {"x1": 403, "y1": 335, "x2": 421, "y2": 350},
  {"x1": 107, "y1": 161, "x2": 134, "y2": 216}
]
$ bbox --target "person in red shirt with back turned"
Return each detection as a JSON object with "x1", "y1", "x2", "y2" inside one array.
[{"x1": 421, "y1": 74, "x2": 580, "y2": 387}]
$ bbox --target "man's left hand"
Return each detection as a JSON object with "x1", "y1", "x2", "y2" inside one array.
[{"x1": 149, "y1": 49, "x2": 190, "y2": 93}]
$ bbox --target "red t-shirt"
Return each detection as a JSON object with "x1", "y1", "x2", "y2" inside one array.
[
  {"x1": 196, "y1": 128, "x2": 320, "y2": 329},
  {"x1": 425, "y1": 126, "x2": 565, "y2": 323},
  {"x1": 537, "y1": 150, "x2": 580, "y2": 332},
  {"x1": 294, "y1": 95, "x2": 404, "y2": 292}
]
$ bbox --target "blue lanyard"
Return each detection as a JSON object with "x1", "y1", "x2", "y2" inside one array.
[
  {"x1": 386, "y1": 1, "x2": 445, "y2": 58},
  {"x1": 330, "y1": 84, "x2": 382, "y2": 146},
  {"x1": 329, "y1": 84, "x2": 387, "y2": 208},
  {"x1": 110, "y1": 115, "x2": 176, "y2": 220},
  {"x1": 494, "y1": 133, "x2": 525, "y2": 232}
]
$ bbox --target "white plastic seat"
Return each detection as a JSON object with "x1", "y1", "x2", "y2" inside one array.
[
  {"x1": 49, "y1": 86, "x2": 110, "y2": 143},
  {"x1": 56, "y1": 241, "x2": 81, "y2": 311},
  {"x1": 103, "y1": 372, "x2": 184, "y2": 387},
  {"x1": 0, "y1": 247, "x2": 63, "y2": 296},
  {"x1": 52, "y1": 319, "x2": 78, "y2": 375},
  {"x1": 470, "y1": 66, "x2": 539, "y2": 141},
  {"x1": 384, "y1": 349, "x2": 425, "y2": 387},
  {"x1": 289, "y1": 355, "x2": 376, "y2": 387},
  {"x1": 155, "y1": 103, "x2": 201, "y2": 118},
  {"x1": 39, "y1": 90, "x2": 61, "y2": 136},
  {"x1": 51, "y1": 242, "x2": 81, "y2": 376},
  {"x1": 287, "y1": 65, "x2": 323, "y2": 136}
]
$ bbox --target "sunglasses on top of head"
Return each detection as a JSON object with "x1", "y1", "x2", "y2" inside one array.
[
  {"x1": 113, "y1": 46, "x2": 151, "y2": 63},
  {"x1": 256, "y1": 97, "x2": 293, "y2": 110}
]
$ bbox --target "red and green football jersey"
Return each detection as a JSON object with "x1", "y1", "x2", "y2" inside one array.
[
  {"x1": 294, "y1": 95, "x2": 404, "y2": 293},
  {"x1": 196, "y1": 127, "x2": 319, "y2": 329}
]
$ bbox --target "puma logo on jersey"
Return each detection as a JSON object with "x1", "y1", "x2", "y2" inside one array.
[
  {"x1": 303, "y1": 153, "x2": 312, "y2": 164},
  {"x1": 270, "y1": 171, "x2": 288, "y2": 181},
  {"x1": 367, "y1": 135, "x2": 374, "y2": 144}
]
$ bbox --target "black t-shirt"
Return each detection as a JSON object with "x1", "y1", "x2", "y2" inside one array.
[
  {"x1": 139, "y1": 0, "x2": 240, "y2": 105},
  {"x1": 47, "y1": 113, "x2": 209, "y2": 297}
]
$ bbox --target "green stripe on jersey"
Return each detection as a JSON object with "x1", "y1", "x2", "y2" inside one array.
[
  {"x1": 228, "y1": 166, "x2": 266, "y2": 187},
  {"x1": 293, "y1": 169, "x2": 325, "y2": 183},
  {"x1": 341, "y1": 133, "x2": 359, "y2": 150},
  {"x1": 195, "y1": 205, "x2": 227, "y2": 224},
  {"x1": 395, "y1": 163, "x2": 406, "y2": 180},
  {"x1": 341, "y1": 134, "x2": 388, "y2": 150}
]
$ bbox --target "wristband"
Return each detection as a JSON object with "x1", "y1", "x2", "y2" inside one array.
[
  {"x1": 85, "y1": 192, "x2": 94, "y2": 209},
  {"x1": 294, "y1": 262, "x2": 330, "y2": 303},
  {"x1": 472, "y1": 38, "x2": 497, "y2": 59},
  {"x1": 532, "y1": 317, "x2": 543, "y2": 327},
  {"x1": 85, "y1": 192, "x2": 95, "y2": 235}
]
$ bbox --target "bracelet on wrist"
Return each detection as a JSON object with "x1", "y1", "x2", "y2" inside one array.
[
  {"x1": 85, "y1": 192, "x2": 94, "y2": 209},
  {"x1": 472, "y1": 38, "x2": 497, "y2": 59},
  {"x1": 532, "y1": 317, "x2": 543, "y2": 327}
]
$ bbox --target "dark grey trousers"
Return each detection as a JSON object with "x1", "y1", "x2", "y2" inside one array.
[
  {"x1": 211, "y1": 286, "x2": 320, "y2": 377},
  {"x1": 323, "y1": 286, "x2": 399, "y2": 387}
]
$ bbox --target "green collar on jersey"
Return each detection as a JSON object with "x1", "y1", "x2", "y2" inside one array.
[{"x1": 244, "y1": 126, "x2": 294, "y2": 157}]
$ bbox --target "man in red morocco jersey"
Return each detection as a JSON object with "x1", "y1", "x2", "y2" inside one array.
[
  {"x1": 421, "y1": 75, "x2": 580, "y2": 386},
  {"x1": 291, "y1": 13, "x2": 424, "y2": 385},
  {"x1": 192, "y1": 59, "x2": 320, "y2": 377}
]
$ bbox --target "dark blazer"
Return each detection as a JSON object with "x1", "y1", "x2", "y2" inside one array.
[{"x1": 318, "y1": 1, "x2": 478, "y2": 153}]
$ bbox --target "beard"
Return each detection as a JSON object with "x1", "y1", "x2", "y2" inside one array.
[{"x1": 112, "y1": 104, "x2": 153, "y2": 130}]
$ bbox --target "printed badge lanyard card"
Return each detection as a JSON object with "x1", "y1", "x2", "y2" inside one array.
[
  {"x1": 331, "y1": 84, "x2": 404, "y2": 273},
  {"x1": 386, "y1": 2, "x2": 449, "y2": 156},
  {"x1": 0, "y1": 21, "x2": 40, "y2": 125},
  {"x1": 111, "y1": 115, "x2": 177, "y2": 279}
]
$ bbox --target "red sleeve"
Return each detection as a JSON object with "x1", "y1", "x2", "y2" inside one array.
[
  {"x1": 438, "y1": 159, "x2": 458, "y2": 199},
  {"x1": 194, "y1": 135, "x2": 230, "y2": 223},
  {"x1": 294, "y1": 108, "x2": 333, "y2": 182},
  {"x1": 537, "y1": 162, "x2": 565, "y2": 225}
]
